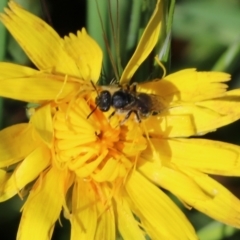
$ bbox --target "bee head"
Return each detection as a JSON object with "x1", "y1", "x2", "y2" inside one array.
[{"x1": 96, "y1": 90, "x2": 112, "y2": 112}]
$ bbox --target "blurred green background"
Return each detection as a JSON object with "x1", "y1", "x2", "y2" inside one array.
[{"x1": 0, "y1": 0, "x2": 240, "y2": 239}]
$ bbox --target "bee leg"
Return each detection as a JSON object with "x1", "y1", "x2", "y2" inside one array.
[
  {"x1": 119, "y1": 110, "x2": 133, "y2": 125},
  {"x1": 125, "y1": 84, "x2": 130, "y2": 91},
  {"x1": 134, "y1": 111, "x2": 141, "y2": 123},
  {"x1": 131, "y1": 82, "x2": 138, "y2": 93},
  {"x1": 120, "y1": 110, "x2": 141, "y2": 125},
  {"x1": 108, "y1": 111, "x2": 116, "y2": 120}
]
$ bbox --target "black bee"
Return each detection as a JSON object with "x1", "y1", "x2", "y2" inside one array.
[{"x1": 88, "y1": 83, "x2": 164, "y2": 124}]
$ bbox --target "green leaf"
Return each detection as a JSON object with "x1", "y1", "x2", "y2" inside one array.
[
  {"x1": 87, "y1": 0, "x2": 170, "y2": 84},
  {"x1": 197, "y1": 221, "x2": 237, "y2": 240},
  {"x1": 0, "y1": 0, "x2": 8, "y2": 129},
  {"x1": 212, "y1": 43, "x2": 240, "y2": 72}
]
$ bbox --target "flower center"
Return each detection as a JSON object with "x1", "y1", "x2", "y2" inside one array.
[{"x1": 52, "y1": 94, "x2": 147, "y2": 182}]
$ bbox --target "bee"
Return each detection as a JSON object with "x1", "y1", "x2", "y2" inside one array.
[
  {"x1": 88, "y1": 82, "x2": 165, "y2": 124},
  {"x1": 84, "y1": 0, "x2": 168, "y2": 124}
]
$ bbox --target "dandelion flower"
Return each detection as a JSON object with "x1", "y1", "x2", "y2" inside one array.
[{"x1": 1, "y1": 1, "x2": 240, "y2": 240}]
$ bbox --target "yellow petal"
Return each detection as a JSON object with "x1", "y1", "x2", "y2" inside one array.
[
  {"x1": 181, "y1": 168, "x2": 240, "y2": 228},
  {"x1": 144, "y1": 113, "x2": 196, "y2": 138},
  {"x1": 196, "y1": 89, "x2": 240, "y2": 132},
  {"x1": 139, "y1": 87, "x2": 240, "y2": 136},
  {"x1": 115, "y1": 196, "x2": 146, "y2": 240},
  {"x1": 0, "y1": 1, "x2": 79, "y2": 76},
  {"x1": 94, "y1": 185, "x2": 115, "y2": 240},
  {"x1": 167, "y1": 104, "x2": 233, "y2": 135},
  {"x1": 0, "y1": 123, "x2": 39, "y2": 167},
  {"x1": 169, "y1": 138, "x2": 240, "y2": 176},
  {"x1": 0, "y1": 145, "x2": 50, "y2": 201},
  {"x1": 120, "y1": 0, "x2": 163, "y2": 84},
  {"x1": 165, "y1": 69, "x2": 230, "y2": 101},
  {"x1": 138, "y1": 69, "x2": 230, "y2": 103},
  {"x1": 0, "y1": 62, "x2": 39, "y2": 78},
  {"x1": 140, "y1": 138, "x2": 240, "y2": 176},
  {"x1": 64, "y1": 29, "x2": 102, "y2": 82},
  {"x1": 125, "y1": 171, "x2": 197, "y2": 239},
  {"x1": 71, "y1": 179, "x2": 97, "y2": 240},
  {"x1": 137, "y1": 161, "x2": 240, "y2": 228},
  {"x1": 0, "y1": 71, "x2": 81, "y2": 102},
  {"x1": 0, "y1": 169, "x2": 8, "y2": 184},
  {"x1": 168, "y1": 89, "x2": 240, "y2": 134},
  {"x1": 17, "y1": 167, "x2": 67, "y2": 240},
  {"x1": 75, "y1": 149, "x2": 108, "y2": 178},
  {"x1": 31, "y1": 103, "x2": 53, "y2": 147},
  {"x1": 91, "y1": 156, "x2": 119, "y2": 182},
  {"x1": 199, "y1": 88, "x2": 240, "y2": 113}
]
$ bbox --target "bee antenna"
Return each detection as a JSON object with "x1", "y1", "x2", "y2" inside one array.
[
  {"x1": 90, "y1": 80, "x2": 99, "y2": 97},
  {"x1": 87, "y1": 81, "x2": 99, "y2": 119},
  {"x1": 87, "y1": 104, "x2": 98, "y2": 119}
]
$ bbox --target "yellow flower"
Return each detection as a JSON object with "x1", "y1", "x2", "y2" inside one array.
[{"x1": 1, "y1": 1, "x2": 240, "y2": 240}]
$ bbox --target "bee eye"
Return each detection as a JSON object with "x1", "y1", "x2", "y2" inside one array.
[{"x1": 96, "y1": 91, "x2": 111, "y2": 111}]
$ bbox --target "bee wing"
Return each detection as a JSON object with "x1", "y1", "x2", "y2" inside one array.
[
  {"x1": 137, "y1": 79, "x2": 178, "y2": 108},
  {"x1": 148, "y1": 94, "x2": 168, "y2": 113}
]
